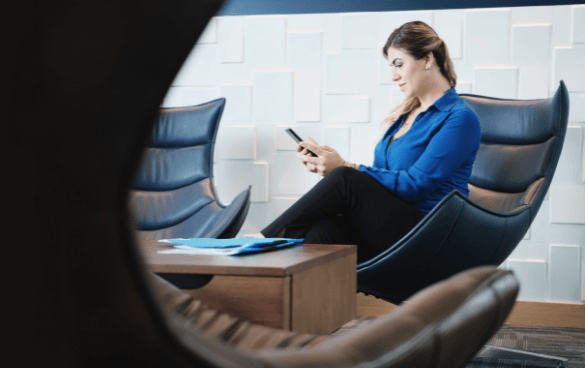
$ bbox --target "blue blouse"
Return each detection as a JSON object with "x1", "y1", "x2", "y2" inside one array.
[{"x1": 358, "y1": 88, "x2": 481, "y2": 214}]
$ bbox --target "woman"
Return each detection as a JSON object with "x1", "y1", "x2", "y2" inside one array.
[{"x1": 261, "y1": 21, "x2": 481, "y2": 263}]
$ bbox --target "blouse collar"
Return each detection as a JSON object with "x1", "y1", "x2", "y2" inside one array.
[{"x1": 430, "y1": 87, "x2": 460, "y2": 112}]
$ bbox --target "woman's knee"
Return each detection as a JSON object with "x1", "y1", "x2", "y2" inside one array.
[
  {"x1": 304, "y1": 218, "x2": 355, "y2": 245},
  {"x1": 327, "y1": 165, "x2": 357, "y2": 180}
]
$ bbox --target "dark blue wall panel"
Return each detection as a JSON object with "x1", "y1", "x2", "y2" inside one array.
[{"x1": 217, "y1": 0, "x2": 583, "y2": 16}]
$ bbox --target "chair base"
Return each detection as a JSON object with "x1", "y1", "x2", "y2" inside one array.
[{"x1": 475, "y1": 344, "x2": 568, "y2": 367}]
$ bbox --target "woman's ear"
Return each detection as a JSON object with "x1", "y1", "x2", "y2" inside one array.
[{"x1": 424, "y1": 52, "x2": 434, "y2": 70}]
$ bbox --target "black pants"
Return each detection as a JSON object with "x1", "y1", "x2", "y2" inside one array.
[{"x1": 261, "y1": 166, "x2": 426, "y2": 263}]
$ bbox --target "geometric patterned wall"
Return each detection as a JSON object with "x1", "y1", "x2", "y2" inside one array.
[{"x1": 161, "y1": 4, "x2": 585, "y2": 303}]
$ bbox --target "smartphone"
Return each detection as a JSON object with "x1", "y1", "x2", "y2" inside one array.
[{"x1": 285, "y1": 128, "x2": 317, "y2": 157}]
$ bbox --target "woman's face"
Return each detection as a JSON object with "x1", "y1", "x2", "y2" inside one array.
[{"x1": 386, "y1": 47, "x2": 429, "y2": 100}]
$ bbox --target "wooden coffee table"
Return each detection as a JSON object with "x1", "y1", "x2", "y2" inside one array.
[{"x1": 141, "y1": 239, "x2": 357, "y2": 334}]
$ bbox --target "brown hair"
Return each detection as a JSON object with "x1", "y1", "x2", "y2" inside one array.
[{"x1": 381, "y1": 21, "x2": 456, "y2": 129}]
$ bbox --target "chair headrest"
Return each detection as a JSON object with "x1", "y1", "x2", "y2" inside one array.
[
  {"x1": 460, "y1": 81, "x2": 568, "y2": 145},
  {"x1": 150, "y1": 99, "x2": 226, "y2": 148}
]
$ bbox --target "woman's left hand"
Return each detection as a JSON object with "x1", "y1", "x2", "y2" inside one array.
[{"x1": 298, "y1": 141, "x2": 347, "y2": 176}]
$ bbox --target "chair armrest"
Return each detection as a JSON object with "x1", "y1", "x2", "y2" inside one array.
[
  {"x1": 357, "y1": 190, "x2": 529, "y2": 301},
  {"x1": 202, "y1": 185, "x2": 252, "y2": 238}
]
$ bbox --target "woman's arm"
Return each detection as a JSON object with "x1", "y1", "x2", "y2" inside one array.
[{"x1": 359, "y1": 109, "x2": 481, "y2": 200}]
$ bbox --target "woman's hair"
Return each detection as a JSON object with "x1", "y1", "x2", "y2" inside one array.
[{"x1": 381, "y1": 21, "x2": 456, "y2": 129}]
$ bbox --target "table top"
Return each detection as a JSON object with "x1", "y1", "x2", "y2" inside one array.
[{"x1": 140, "y1": 239, "x2": 357, "y2": 277}]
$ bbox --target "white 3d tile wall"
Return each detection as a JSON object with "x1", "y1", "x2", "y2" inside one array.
[{"x1": 162, "y1": 4, "x2": 585, "y2": 303}]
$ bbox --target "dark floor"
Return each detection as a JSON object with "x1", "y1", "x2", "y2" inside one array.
[
  {"x1": 485, "y1": 324, "x2": 585, "y2": 368},
  {"x1": 334, "y1": 321, "x2": 585, "y2": 367}
]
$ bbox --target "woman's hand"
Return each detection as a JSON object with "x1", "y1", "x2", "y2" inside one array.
[
  {"x1": 296, "y1": 137, "x2": 353, "y2": 176},
  {"x1": 296, "y1": 136, "x2": 319, "y2": 172}
]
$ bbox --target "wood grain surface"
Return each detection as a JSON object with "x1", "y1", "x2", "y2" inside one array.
[
  {"x1": 504, "y1": 301, "x2": 585, "y2": 328},
  {"x1": 185, "y1": 275, "x2": 292, "y2": 330},
  {"x1": 357, "y1": 293, "x2": 585, "y2": 328},
  {"x1": 291, "y1": 254, "x2": 357, "y2": 334},
  {"x1": 141, "y1": 239, "x2": 356, "y2": 276},
  {"x1": 141, "y1": 239, "x2": 358, "y2": 332}
]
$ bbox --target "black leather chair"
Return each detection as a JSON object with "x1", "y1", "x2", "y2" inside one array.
[
  {"x1": 357, "y1": 82, "x2": 569, "y2": 304},
  {"x1": 9, "y1": 0, "x2": 521, "y2": 367},
  {"x1": 131, "y1": 99, "x2": 251, "y2": 240}
]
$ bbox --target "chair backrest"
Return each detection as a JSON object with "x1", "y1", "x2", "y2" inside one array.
[
  {"x1": 460, "y1": 82, "x2": 569, "y2": 221},
  {"x1": 131, "y1": 99, "x2": 228, "y2": 239}
]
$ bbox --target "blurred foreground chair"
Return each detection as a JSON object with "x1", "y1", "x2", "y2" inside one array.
[
  {"x1": 8, "y1": 0, "x2": 522, "y2": 367},
  {"x1": 131, "y1": 99, "x2": 251, "y2": 240},
  {"x1": 358, "y1": 82, "x2": 569, "y2": 304},
  {"x1": 156, "y1": 266, "x2": 519, "y2": 367}
]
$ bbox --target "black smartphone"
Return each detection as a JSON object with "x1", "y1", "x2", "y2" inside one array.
[{"x1": 285, "y1": 128, "x2": 317, "y2": 157}]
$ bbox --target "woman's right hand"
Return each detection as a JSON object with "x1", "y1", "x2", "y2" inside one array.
[
  {"x1": 297, "y1": 136, "x2": 355, "y2": 176},
  {"x1": 297, "y1": 136, "x2": 319, "y2": 155},
  {"x1": 297, "y1": 136, "x2": 320, "y2": 173}
]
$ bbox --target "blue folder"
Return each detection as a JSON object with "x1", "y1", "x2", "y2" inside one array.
[{"x1": 158, "y1": 238, "x2": 304, "y2": 255}]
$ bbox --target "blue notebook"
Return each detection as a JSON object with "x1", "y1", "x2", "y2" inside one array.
[{"x1": 157, "y1": 238, "x2": 304, "y2": 255}]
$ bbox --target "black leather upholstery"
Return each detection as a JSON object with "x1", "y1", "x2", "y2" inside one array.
[
  {"x1": 131, "y1": 100, "x2": 251, "y2": 239},
  {"x1": 471, "y1": 139, "x2": 556, "y2": 194},
  {"x1": 357, "y1": 82, "x2": 569, "y2": 303}
]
